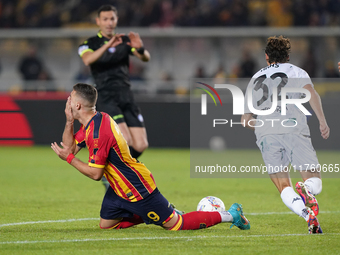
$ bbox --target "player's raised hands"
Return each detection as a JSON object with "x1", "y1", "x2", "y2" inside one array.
[
  {"x1": 127, "y1": 32, "x2": 143, "y2": 49},
  {"x1": 51, "y1": 142, "x2": 72, "y2": 161},
  {"x1": 320, "y1": 121, "x2": 330, "y2": 139}
]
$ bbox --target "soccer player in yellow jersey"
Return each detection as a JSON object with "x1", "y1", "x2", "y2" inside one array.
[{"x1": 51, "y1": 83, "x2": 250, "y2": 230}]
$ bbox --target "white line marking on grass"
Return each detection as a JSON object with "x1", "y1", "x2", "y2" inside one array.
[
  {"x1": 247, "y1": 211, "x2": 340, "y2": 216},
  {"x1": 1, "y1": 211, "x2": 339, "y2": 228},
  {"x1": 0, "y1": 218, "x2": 98, "y2": 227},
  {"x1": 1, "y1": 233, "x2": 340, "y2": 245}
]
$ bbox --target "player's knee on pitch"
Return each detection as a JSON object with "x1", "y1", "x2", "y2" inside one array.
[{"x1": 99, "y1": 218, "x2": 122, "y2": 229}]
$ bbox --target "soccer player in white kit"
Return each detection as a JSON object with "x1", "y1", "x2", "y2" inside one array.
[{"x1": 242, "y1": 36, "x2": 330, "y2": 234}]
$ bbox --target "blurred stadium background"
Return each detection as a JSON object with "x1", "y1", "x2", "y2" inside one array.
[{"x1": 0, "y1": 0, "x2": 340, "y2": 149}]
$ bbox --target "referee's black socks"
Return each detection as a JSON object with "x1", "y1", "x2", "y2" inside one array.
[{"x1": 129, "y1": 146, "x2": 143, "y2": 159}]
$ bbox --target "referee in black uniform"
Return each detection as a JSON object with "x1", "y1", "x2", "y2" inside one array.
[{"x1": 78, "y1": 5, "x2": 150, "y2": 161}]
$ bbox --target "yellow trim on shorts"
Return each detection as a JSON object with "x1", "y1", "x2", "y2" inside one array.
[{"x1": 162, "y1": 212, "x2": 174, "y2": 225}]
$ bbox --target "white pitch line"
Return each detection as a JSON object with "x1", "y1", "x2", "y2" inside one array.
[
  {"x1": 1, "y1": 233, "x2": 339, "y2": 245},
  {"x1": 1, "y1": 211, "x2": 339, "y2": 228},
  {"x1": 247, "y1": 211, "x2": 340, "y2": 216},
  {"x1": 0, "y1": 218, "x2": 98, "y2": 227}
]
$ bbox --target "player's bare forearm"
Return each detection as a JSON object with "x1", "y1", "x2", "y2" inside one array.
[
  {"x1": 133, "y1": 49, "x2": 150, "y2": 62},
  {"x1": 69, "y1": 158, "x2": 104, "y2": 181},
  {"x1": 309, "y1": 90, "x2": 326, "y2": 122},
  {"x1": 303, "y1": 85, "x2": 326, "y2": 123},
  {"x1": 62, "y1": 122, "x2": 77, "y2": 153},
  {"x1": 304, "y1": 84, "x2": 330, "y2": 139},
  {"x1": 241, "y1": 113, "x2": 255, "y2": 131},
  {"x1": 51, "y1": 142, "x2": 104, "y2": 181}
]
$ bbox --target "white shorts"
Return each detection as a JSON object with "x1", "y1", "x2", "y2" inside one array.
[{"x1": 256, "y1": 134, "x2": 319, "y2": 174}]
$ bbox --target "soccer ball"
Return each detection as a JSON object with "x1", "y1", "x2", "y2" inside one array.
[{"x1": 197, "y1": 196, "x2": 225, "y2": 212}]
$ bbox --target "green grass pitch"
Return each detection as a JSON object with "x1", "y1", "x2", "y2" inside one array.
[{"x1": 1, "y1": 146, "x2": 340, "y2": 254}]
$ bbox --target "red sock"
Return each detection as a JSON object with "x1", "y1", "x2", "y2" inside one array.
[
  {"x1": 101, "y1": 214, "x2": 144, "y2": 229},
  {"x1": 171, "y1": 211, "x2": 222, "y2": 230}
]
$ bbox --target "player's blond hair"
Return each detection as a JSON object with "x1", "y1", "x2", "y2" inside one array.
[{"x1": 265, "y1": 35, "x2": 291, "y2": 64}]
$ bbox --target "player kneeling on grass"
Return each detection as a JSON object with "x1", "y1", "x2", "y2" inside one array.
[
  {"x1": 241, "y1": 36, "x2": 330, "y2": 234},
  {"x1": 51, "y1": 83, "x2": 250, "y2": 231}
]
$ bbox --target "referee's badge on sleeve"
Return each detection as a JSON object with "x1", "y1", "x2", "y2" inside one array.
[{"x1": 78, "y1": 45, "x2": 89, "y2": 55}]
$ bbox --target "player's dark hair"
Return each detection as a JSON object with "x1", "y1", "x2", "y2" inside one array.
[
  {"x1": 97, "y1": 5, "x2": 118, "y2": 17},
  {"x1": 73, "y1": 83, "x2": 98, "y2": 107},
  {"x1": 265, "y1": 35, "x2": 291, "y2": 64}
]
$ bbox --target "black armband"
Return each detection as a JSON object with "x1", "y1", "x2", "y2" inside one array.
[{"x1": 137, "y1": 47, "x2": 145, "y2": 55}]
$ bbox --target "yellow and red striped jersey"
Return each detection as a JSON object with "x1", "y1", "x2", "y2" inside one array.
[{"x1": 75, "y1": 112, "x2": 156, "y2": 202}]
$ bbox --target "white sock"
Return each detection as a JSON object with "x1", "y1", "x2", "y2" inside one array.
[
  {"x1": 304, "y1": 177, "x2": 322, "y2": 196},
  {"x1": 219, "y1": 211, "x2": 233, "y2": 222},
  {"x1": 281, "y1": 187, "x2": 309, "y2": 221}
]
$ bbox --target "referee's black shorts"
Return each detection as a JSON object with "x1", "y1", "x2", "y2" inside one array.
[{"x1": 96, "y1": 87, "x2": 145, "y2": 127}]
